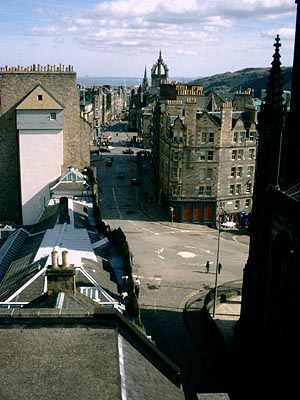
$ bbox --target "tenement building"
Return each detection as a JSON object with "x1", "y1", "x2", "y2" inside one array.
[
  {"x1": 0, "y1": 64, "x2": 90, "y2": 225},
  {"x1": 156, "y1": 87, "x2": 257, "y2": 225}
]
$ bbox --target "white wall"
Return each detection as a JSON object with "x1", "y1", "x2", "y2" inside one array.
[{"x1": 19, "y1": 129, "x2": 63, "y2": 225}]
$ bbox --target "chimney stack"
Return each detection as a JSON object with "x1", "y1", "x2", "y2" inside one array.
[{"x1": 47, "y1": 250, "x2": 76, "y2": 294}]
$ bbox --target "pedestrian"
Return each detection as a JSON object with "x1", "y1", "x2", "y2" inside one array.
[
  {"x1": 130, "y1": 251, "x2": 134, "y2": 265},
  {"x1": 205, "y1": 261, "x2": 210, "y2": 273},
  {"x1": 134, "y1": 277, "x2": 141, "y2": 298},
  {"x1": 218, "y1": 263, "x2": 222, "y2": 274}
]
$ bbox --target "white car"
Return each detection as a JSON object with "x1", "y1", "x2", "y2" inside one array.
[{"x1": 221, "y1": 221, "x2": 236, "y2": 228}]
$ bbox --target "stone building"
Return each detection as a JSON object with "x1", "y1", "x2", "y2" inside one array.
[
  {"x1": 0, "y1": 64, "x2": 90, "y2": 225},
  {"x1": 234, "y1": 3, "x2": 300, "y2": 397},
  {"x1": 156, "y1": 88, "x2": 257, "y2": 225}
]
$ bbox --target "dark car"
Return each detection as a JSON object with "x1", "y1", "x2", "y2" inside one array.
[
  {"x1": 122, "y1": 148, "x2": 134, "y2": 154},
  {"x1": 99, "y1": 147, "x2": 111, "y2": 153},
  {"x1": 116, "y1": 172, "x2": 125, "y2": 179},
  {"x1": 137, "y1": 150, "x2": 150, "y2": 158},
  {"x1": 90, "y1": 149, "x2": 99, "y2": 155},
  {"x1": 131, "y1": 178, "x2": 139, "y2": 186},
  {"x1": 106, "y1": 157, "x2": 113, "y2": 166}
]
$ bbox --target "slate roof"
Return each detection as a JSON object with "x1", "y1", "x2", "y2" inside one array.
[
  {"x1": 0, "y1": 198, "x2": 121, "y2": 310},
  {"x1": 0, "y1": 194, "x2": 185, "y2": 399},
  {"x1": 0, "y1": 310, "x2": 184, "y2": 400}
]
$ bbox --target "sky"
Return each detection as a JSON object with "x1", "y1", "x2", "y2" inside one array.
[{"x1": 0, "y1": 0, "x2": 297, "y2": 79}]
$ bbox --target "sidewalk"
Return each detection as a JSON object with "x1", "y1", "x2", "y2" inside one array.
[{"x1": 183, "y1": 284, "x2": 241, "y2": 396}]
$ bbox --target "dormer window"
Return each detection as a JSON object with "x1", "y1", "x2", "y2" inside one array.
[
  {"x1": 38, "y1": 94, "x2": 43, "y2": 101},
  {"x1": 50, "y1": 112, "x2": 56, "y2": 120}
]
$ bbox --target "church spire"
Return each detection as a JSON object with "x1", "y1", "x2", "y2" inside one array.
[
  {"x1": 142, "y1": 65, "x2": 148, "y2": 92},
  {"x1": 256, "y1": 35, "x2": 285, "y2": 190}
]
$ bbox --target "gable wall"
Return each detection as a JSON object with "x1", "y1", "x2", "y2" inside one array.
[{"x1": 0, "y1": 69, "x2": 90, "y2": 224}]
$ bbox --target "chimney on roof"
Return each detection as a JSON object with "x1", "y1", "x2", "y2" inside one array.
[
  {"x1": 58, "y1": 197, "x2": 70, "y2": 224},
  {"x1": 47, "y1": 250, "x2": 76, "y2": 294}
]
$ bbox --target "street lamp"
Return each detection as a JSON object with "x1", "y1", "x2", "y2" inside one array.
[
  {"x1": 212, "y1": 210, "x2": 223, "y2": 318},
  {"x1": 170, "y1": 207, "x2": 174, "y2": 225}
]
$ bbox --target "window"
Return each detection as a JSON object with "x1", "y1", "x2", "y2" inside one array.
[
  {"x1": 199, "y1": 169, "x2": 206, "y2": 180},
  {"x1": 201, "y1": 132, "x2": 207, "y2": 143},
  {"x1": 246, "y1": 182, "x2": 252, "y2": 193},
  {"x1": 245, "y1": 199, "x2": 251, "y2": 209},
  {"x1": 249, "y1": 131, "x2": 255, "y2": 141},
  {"x1": 208, "y1": 132, "x2": 214, "y2": 143},
  {"x1": 171, "y1": 185, "x2": 180, "y2": 196},
  {"x1": 235, "y1": 200, "x2": 240, "y2": 210},
  {"x1": 172, "y1": 167, "x2": 178, "y2": 179},
  {"x1": 80, "y1": 287, "x2": 99, "y2": 301},
  {"x1": 239, "y1": 132, "x2": 245, "y2": 143},
  {"x1": 236, "y1": 184, "x2": 241, "y2": 195},
  {"x1": 230, "y1": 185, "x2": 235, "y2": 195},
  {"x1": 50, "y1": 112, "x2": 57, "y2": 120},
  {"x1": 206, "y1": 186, "x2": 212, "y2": 196},
  {"x1": 200, "y1": 151, "x2": 206, "y2": 161},
  {"x1": 207, "y1": 151, "x2": 213, "y2": 161},
  {"x1": 231, "y1": 167, "x2": 236, "y2": 178},
  {"x1": 247, "y1": 166, "x2": 254, "y2": 176},
  {"x1": 199, "y1": 186, "x2": 204, "y2": 196},
  {"x1": 238, "y1": 149, "x2": 243, "y2": 160},
  {"x1": 173, "y1": 151, "x2": 181, "y2": 161},
  {"x1": 232, "y1": 150, "x2": 237, "y2": 160},
  {"x1": 233, "y1": 132, "x2": 238, "y2": 143},
  {"x1": 38, "y1": 94, "x2": 43, "y2": 101},
  {"x1": 237, "y1": 167, "x2": 242, "y2": 178},
  {"x1": 207, "y1": 168, "x2": 213, "y2": 179},
  {"x1": 249, "y1": 149, "x2": 255, "y2": 159}
]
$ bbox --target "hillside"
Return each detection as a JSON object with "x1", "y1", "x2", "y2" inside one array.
[{"x1": 188, "y1": 67, "x2": 292, "y2": 98}]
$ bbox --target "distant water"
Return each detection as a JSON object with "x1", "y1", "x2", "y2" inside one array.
[
  {"x1": 77, "y1": 76, "x2": 194, "y2": 87},
  {"x1": 77, "y1": 76, "x2": 141, "y2": 87}
]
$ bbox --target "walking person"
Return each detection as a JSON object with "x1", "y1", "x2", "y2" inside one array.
[
  {"x1": 134, "y1": 277, "x2": 141, "y2": 298},
  {"x1": 218, "y1": 262, "x2": 222, "y2": 274},
  {"x1": 130, "y1": 251, "x2": 134, "y2": 265},
  {"x1": 205, "y1": 261, "x2": 210, "y2": 273}
]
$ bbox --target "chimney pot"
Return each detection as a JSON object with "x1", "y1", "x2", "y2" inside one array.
[
  {"x1": 62, "y1": 250, "x2": 70, "y2": 269},
  {"x1": 51, "y1": 250, "x2": 59, "y2": 269}
]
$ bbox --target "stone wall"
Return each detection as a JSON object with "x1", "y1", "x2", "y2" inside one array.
[{"x1": 0, "y1": 66, "x2": 90, "y2": 223}]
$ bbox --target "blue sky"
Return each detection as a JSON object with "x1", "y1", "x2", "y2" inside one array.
[{"x1": 0, "y1": 0, "x2": 297, "y2": 78}]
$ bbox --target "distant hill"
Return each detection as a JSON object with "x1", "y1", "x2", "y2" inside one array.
[{"x1": 188, "y1": 67, "x2": 293, "y2": 98}]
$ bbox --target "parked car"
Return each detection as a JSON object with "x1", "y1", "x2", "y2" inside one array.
[
  {"x1": 137, "y1": 150, "x2": 150, "y2": 158},
  {"x1": 90, "y1": 149, "x2": 99, "y2": 155},
  {"x1": 221, "y1": 221, "x2": 236, "y2": 229},
  {"x1": 99, "y1": 147, "x2": 111, "y2": 153},
  {"x1": 131, "y1": 178, "x2": 139, "y2": 186},
  {"x1": 116, "y1": 172, "x2": 125, "y2": 179},
  {"x1": 122, "y1": 148, "x2": 134, "y2": 154},
  {"x1": 106, "y1": 157, "x2": 113, "y2": 166}
]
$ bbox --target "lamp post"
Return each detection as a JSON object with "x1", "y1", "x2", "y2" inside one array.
[
  {"x1": 212, "y1": 211, "x2": 222, "y2": 318},
  {"x1": 170, "y1": 207, "x2": 174, "y2": 225}
]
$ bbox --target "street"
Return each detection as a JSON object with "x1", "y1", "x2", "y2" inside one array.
[{"x1": 93, "y1": 131, "x2": 250, "y2": 397}]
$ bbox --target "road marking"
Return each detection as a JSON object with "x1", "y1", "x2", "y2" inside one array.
[
  {"x1": 126, "y1": 220, "x2": 159, "y2": 235},
  {"x1": 155, "y1": 247, "x2": 165, "y2": 259},
  {"x1": 112, "y1": 187, "x2": 123, "y2": 220},
  {"x1": 178, "y1": 251, "x2": 196, "y2": 258}
]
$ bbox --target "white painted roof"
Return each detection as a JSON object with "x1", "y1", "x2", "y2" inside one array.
[{"x1": 34, "y1": 199, "x2": 97, "y2": 267}]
